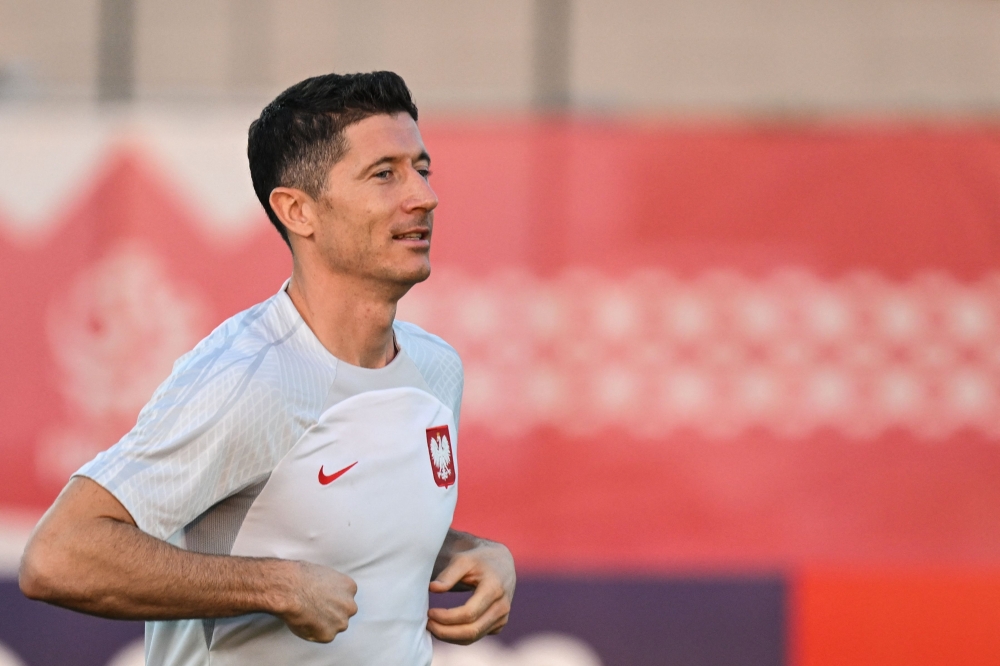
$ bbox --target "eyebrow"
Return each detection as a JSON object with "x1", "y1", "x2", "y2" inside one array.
[{"x1": 364, "y1": 151, "x2": 432, "y2": 173}]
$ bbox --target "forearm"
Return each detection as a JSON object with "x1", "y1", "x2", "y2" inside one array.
[
  {"x1": 19, "y1": 478, "x2": 298, "y2": 621},
  {"x1": 22, "y1": 517, "x2": 293, "y2": 620},
  {"x1": 439, "y1": 528, "x2": 495, "y2": 552}
]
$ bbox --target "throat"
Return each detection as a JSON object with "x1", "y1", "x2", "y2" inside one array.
[{"x1": 286, "y1": 274, "x2": 400, "y2": 369}]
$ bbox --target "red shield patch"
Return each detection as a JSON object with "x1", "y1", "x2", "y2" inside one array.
[{"x1": 425, "y1": 425, "x2": 456, "y2": 488}]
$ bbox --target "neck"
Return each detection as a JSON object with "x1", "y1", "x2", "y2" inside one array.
[{"x1": 286, "y1": 258, "x2": 402, "y2": 369}]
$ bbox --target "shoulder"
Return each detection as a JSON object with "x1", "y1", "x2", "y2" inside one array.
[
  {"x1": 178, "y1": 295, "x2": 294, "y2": 369},
  {"x1": 393, "y1": 319, "x2": 460, "y2": 356},
  {"x1": 394, "y1": 320, "x2": 464, "y2": 422},
  {"x1": 172, "y1": 291, "x2": 317, "y2": 385},
  {"x1": 393, "y1": 320, "x2": 463, "y2": 372},
  {"x1": 75, "y1": 295, "x2": 329, "y2": 538},
  {"x1": 158, "y1": 299, "x2": 285, "y2": 401},
  {"x1": 134, "y1": 293, "x2": 327, "y2": 442}
]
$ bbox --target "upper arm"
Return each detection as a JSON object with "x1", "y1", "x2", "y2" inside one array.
[
  {"x1": 19, "y1": 477, "x2": 135, "y2": 598},
  {"x1": 76, "y1": 354, "x2": 293, "y2": 541},
  {"x1": 40, "y1": 476, "x2": 137, "y2": 533}
]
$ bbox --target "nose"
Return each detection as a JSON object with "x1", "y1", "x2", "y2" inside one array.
[{"x1": 404, "y1": 167, "x2": 439, "y2": 213}]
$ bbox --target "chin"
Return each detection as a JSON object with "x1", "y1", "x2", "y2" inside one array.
[
  {"x1": 382, "y1": 260, "x2": 431, "y2": 287},
  {"x1": 404, "y1": 263, "x2": 432, "y2": 284}
]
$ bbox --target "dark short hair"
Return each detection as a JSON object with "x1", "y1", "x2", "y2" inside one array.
[{"x1": 247, "y1": 71, "x2": 419, "y2": 246}]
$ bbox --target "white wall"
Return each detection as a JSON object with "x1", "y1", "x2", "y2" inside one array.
[
  {"x1": 573, "y1": 0, "x2": 1000, "y2": 113},
  {"x1": 1, "y1": 0, "x2": 999, "y2": 113},
  {"x1": 0, "y1": 0, "x2": 99, "y2": 97}
]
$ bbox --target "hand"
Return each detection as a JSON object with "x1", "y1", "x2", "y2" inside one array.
[
  {"x1": 427, "y1": 539, "x2": 515, "y2": 645},
  {"x1": 280, "y1": 561, "x2": 358, "y2": 643}
]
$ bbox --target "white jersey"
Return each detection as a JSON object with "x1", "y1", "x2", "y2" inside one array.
[{"x1": 75, "y1": 282, "x2": 464, "y2": 666}]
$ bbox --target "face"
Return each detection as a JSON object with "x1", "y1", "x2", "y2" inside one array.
[{"x1": 311, "y1": 113, "x2": 438, "y2": 290}]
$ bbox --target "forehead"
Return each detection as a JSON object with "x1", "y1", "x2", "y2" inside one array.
[{"x1": 340, "y1": 113, "x2": 427, "y2": 163}]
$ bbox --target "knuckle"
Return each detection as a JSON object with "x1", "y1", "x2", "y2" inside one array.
[
  {"x1": 438, "y1": 625, "x2": 476, "y2": 645},
  {"x1": 455, "y1": 627, "x2": 479, "y2": 644}
]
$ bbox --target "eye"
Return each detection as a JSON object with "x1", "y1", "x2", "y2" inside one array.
[
  {"x1": 417, "y1": 168, "x2": 432, "y2": 179},
  {"x1": 374, "y1": 169, "x2": 393, "y2": 180}
]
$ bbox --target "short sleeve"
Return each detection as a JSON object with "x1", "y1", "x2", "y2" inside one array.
[{"x1": 75, "y1": 346, "x2": 297, "y2": 541}]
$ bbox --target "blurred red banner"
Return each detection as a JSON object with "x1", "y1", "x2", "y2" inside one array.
[{"x1": 3, "y1": 121, "x2": 1000, "y2": 572}]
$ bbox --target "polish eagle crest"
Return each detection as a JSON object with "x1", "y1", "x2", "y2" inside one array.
[
  {"x1": 425, "y1": 425, "x2": 455, "y2": 488},
  {"x1": 430, "y1": 433, "x2": 452, "y2": 479}
]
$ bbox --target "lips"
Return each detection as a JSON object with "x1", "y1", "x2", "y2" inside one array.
[{"x1": 392, "y1": 228, "x2": 430, "y2": 241}]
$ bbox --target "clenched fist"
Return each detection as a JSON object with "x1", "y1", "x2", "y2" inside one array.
[{"x1": 278, "y1": 561, "x2": 358, "y2": 643}]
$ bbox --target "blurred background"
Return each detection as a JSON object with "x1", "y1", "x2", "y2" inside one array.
[{"x1": 2, "y1": 1, "x2": 1000, "y2": 664}]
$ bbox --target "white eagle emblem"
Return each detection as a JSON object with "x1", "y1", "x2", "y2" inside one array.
[
  {"x1": 430, "y1": 433, "x2": 452, "y2": 480},
  {"x1": 425, "y1": 425, "x2": 455, "y2": 487}
]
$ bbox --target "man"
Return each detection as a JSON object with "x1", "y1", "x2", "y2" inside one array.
[{"x1": 19, "y1": 71, "x2": 515, "y2": 665}]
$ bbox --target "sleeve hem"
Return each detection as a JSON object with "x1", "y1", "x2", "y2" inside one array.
[{"x1": 70, "y1": 471, "x2": 147, "y2": 535}]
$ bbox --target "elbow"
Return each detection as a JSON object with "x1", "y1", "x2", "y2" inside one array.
[
  {"x1": 18, "y1": 559, "x2": 46, "y2": 600},
  {"x1": 18, "y1": 539, "x2": 66, "y2": 602}
]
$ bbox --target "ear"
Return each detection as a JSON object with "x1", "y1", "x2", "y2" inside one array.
[{"x1": 269, "y1": 187, "x2": 319, "y2": 241}]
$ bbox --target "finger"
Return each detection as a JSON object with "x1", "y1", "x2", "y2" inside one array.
[
  {"x1": 427, "y1": 597, "x2": 509, "y2": 645},
  {"x1": 429, "y1": 556, "x2": 476, "y2": 593},
  {"x1": 427, "y1": 580, "x2": 502, "y2": 626},
  {"x1": 290, "y1": 622, "x2": 339, "y2": 644},
  {"x1": 486, "y1": 611, "x2": 510, "y2": 634},
  {"x1": 430, "y1": 578, "x2": 475, "y2": 593}
]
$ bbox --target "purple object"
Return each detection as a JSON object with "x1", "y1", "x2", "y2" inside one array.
[{"x1": 4, "y1": 574, "x2": 785, "y2": 665}]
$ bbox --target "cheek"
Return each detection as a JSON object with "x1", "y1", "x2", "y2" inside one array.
[
  {"x1": 317, "y1": 223, "x2": 344, "y2": 254},
  {"x1": 318, "y1": 211, "x2": 384, "y2": 266},
  {"x1": 316, "y1": 194, "x2": 394, "y2": 258}
]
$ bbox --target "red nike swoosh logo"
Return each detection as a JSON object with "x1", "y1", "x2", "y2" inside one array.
[{"x1": 318, "y1": 462, "x2": 358, "y2": 485}]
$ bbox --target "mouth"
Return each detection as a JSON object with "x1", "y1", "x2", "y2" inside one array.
[{"x1": 391, "y1": 228, "x2": 431, "y2": 245}]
